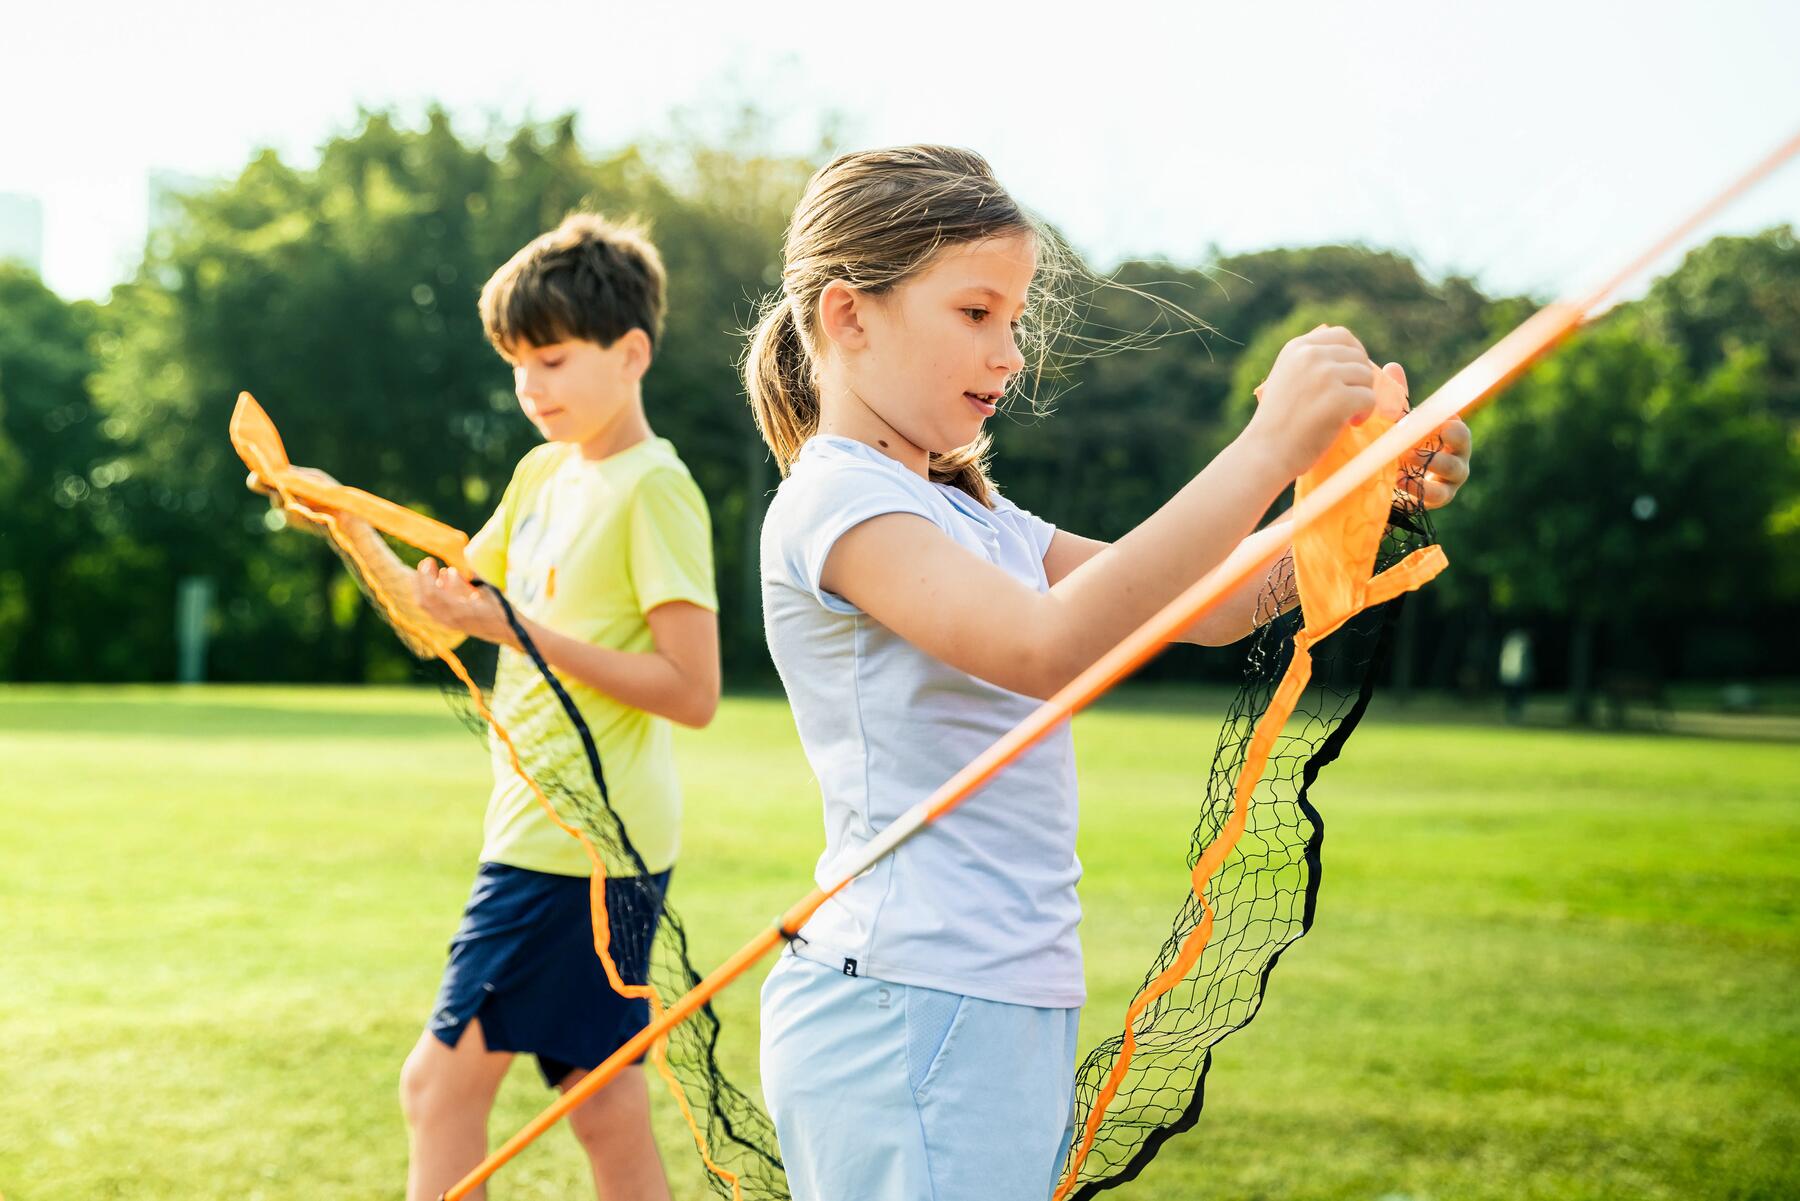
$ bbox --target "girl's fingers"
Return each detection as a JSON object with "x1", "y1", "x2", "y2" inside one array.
[
  {"x1": 1428, "y1": 452, "x2": 1470, "y2": 487},
  {"x1": 1344, "y1": 385, "x2": 1377, "y2": 426},
  {"x1": 1438, "y1": 417, "x2": 1473, "y2": 458}
]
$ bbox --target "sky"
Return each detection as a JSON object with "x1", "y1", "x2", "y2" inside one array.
[{"x1": 2, "y1": 0, "x2": 1796, "y2": 302}]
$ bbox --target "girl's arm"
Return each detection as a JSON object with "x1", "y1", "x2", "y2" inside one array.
[
  {"x1": 824, "y1": 431, "x2": 1290, "y2": 698},
  {"x1": 1041, "y1": 406, "x2": 1471, "y2": 647},
  {"x1": 1041, "y1": 524, "x2": 1294, "y2": 648},
  {"x1": 821, "y1": 329, "x2": 1452, "y2": 698},
  {"x1": 412, "y1": 559, "x2": 721, "y2": 729}
]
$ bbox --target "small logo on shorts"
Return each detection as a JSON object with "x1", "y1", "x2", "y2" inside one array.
[{"x1": 843, "y1": 958, "x2": 858, "y2": 977}]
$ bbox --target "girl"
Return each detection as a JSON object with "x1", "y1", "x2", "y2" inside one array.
[{"x1": 747, "y1": 145, "x2": 1470, "y2": 1201}]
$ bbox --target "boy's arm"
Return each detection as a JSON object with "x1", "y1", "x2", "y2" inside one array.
[
  {"x1": 334, "y1": 515, "x2": 470, "y2": 656},
  {"x1": 509, "y1": 600, "x2": 720, "y2": 729},
  {"x1": 251, "y1": 469, "x2": 467, "y2": 655},
  {"x1": 411, "y1": 559, "x2": 721, "y2": 729}
]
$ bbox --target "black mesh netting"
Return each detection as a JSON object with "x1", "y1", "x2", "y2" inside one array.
[
  {"x1": 1057, "y1": 482, "x2": 1438, "y2": 1200},
  {"x1": 323, "y1": 529, "x2": 788, "y2": 1201},
  {"x1": 290, "y1": 433, "x2": 1435, "y2": 1201}
]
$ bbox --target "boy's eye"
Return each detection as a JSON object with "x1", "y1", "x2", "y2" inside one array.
[{"x1": 542, "y1": 358, "x2": 564, "y2": 368}]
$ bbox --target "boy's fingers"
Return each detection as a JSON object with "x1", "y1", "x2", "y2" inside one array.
[{"x1": 1381, "y1": 361, "x2": 1407, "y2": 390}]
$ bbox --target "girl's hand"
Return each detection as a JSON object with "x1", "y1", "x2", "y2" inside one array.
[
  {"x1": 413, "y1": 557, "x2": 518, "y2": 648},
  {"x1": 1371, "y1": 362, "x2": 1474, "y2": 509},
  {"x1": 1246, "y1": 325, "x2": 1380, "y2": 479},
  {"x1": 1403, "y1": 404, "x2": 1473, "y2": 510}
]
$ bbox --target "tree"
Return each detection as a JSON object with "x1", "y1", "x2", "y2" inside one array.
[
  {"x1": 86, "y1": 108, "x2": 816, "y2": 681},
  {"x1": 0, "y1": 266, "x2": 142, "y2": 679},
  {"x1": 1439, "y1": 312, "x2": 1788, "y2": 719}
]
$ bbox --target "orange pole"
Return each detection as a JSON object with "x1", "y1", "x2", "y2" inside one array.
[{"x1": 443, "y1": 127, "x2": 1800, "y2": 1200}]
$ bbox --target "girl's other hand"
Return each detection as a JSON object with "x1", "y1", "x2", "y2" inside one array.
[
  {"x1": 1405, "y1": 412, "x2": 1473, "y2": 509},
  {"x1": 1369, "y1": 361, "x2": 1474, "y2": 509}
]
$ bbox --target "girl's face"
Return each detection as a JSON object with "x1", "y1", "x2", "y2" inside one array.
[{"x1": 841, "y1": 232, "x2": 1036, "y2": 455}]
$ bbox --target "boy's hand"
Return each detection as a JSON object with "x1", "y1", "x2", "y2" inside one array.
[
  {"x1": 1246, "y1": 325, "x2": 1380, "y2": 480},
  {"x1": 414, "y1": 557, "x2": 519, "y2": 649},
  {"x1": 247, "y1": 466, "x2": 369, "y2": 536}
]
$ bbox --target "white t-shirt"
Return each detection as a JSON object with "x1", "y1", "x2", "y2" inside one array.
[{"x1": 760, "y1": 435, "x2": 1083, "y2": 1008}]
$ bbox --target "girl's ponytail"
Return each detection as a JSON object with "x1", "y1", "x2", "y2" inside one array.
[{"x1": 745, "y1": 294, "x2": 818, "y2": 475}]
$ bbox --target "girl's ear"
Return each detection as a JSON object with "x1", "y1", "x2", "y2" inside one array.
[{"x1": 818, "y1": 280, "x2": 869, "y2": 351}]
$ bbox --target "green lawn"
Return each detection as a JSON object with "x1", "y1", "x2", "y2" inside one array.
[{"x1": 1, "y1": 686, "x2": 1795, "y2": 1200}]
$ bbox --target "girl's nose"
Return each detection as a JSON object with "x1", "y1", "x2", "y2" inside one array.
[{"x1": 996, "y1": 332, "x2": 1025, "y2": 376}]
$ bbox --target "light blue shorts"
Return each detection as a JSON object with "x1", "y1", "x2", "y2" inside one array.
[{"x1": 760, "y1": 951, "x2": 1080, "y2": 1201}]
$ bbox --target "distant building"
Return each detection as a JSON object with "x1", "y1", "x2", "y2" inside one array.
[{"x1": 0, "y1": 192, "x2": 44, "y2": 273}]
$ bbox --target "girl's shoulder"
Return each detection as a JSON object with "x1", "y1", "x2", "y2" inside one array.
[{"x1": 773, "y1": 436, "x2": 938, "y2": 517}]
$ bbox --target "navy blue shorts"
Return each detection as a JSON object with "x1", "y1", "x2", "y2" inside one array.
[{"x1": 430, "y1": 862, "x2": 671, "y2": 1087}]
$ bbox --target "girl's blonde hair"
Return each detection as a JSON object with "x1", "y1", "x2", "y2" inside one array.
[{"x1": 745, "y1": 145, "x2": 1070, "y2": 506}]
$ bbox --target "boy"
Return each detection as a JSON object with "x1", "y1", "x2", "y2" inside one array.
[{"x1": 274, "y1": 212, "x2": 718, "y2": 1200}]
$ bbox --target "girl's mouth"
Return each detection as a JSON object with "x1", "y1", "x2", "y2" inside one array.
[{"x1": 964, "y1": 391, "x2": 999, "y2": 417}]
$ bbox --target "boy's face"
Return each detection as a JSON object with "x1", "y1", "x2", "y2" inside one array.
[{"x1": 506, "y1": 333, "x2": 648, "y2": 450}]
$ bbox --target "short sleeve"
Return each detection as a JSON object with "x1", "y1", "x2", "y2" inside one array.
[
  {"x1": 465, "y1": 468, "x2": 524, "y2": 585},
  {"x1": 990, "y1": 491, "x2": 1058, "y2": 562},
  {"x1": 628, "y1": 468, "x2": 718, "y2": 614},
  {"x1": 772, "y1": 457, "x2": 940, "y2": 614}
]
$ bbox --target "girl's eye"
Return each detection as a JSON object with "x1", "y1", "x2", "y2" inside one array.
[{"x1": 963, "y1": 307, "x2": 988, "y2": 323}]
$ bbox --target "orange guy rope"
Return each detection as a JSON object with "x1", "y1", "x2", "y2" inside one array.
[{"x1": 444, "y1": 126, "x2": 1799, "y2": 1201}]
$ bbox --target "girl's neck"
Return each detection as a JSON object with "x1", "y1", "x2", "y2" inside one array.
[{"x1": 815, "y1": 382, "x2": 929, "y2": 478}]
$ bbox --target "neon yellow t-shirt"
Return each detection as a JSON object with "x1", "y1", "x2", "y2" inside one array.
[{"x1": 465, "y1": 437, "x2": 716, "y2": 877}]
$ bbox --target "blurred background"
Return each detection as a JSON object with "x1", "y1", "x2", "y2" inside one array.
[{"x1": 1, "y1": 0, "x2": 1796, "y2": 722}]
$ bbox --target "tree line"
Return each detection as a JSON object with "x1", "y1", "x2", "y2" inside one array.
[{"x1": 1, "y1": 109, "x2": 1794, "y2": 717}]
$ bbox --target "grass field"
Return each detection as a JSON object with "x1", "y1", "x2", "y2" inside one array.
[{"x1": 2, "y1": 686, "x2": 1796, "y2": 1200}]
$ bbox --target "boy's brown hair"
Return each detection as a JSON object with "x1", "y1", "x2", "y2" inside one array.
[{"x1": 479, "y1": 211, "x2": 668, "y2": 355}]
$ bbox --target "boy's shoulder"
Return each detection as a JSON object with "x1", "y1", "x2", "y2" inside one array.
[
  {"x1": 506, "y1": 440, "x2": 572, "y2": 490},
  {"x1": 529, "y1": 437, "x2": 708, "y2": 522}
]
